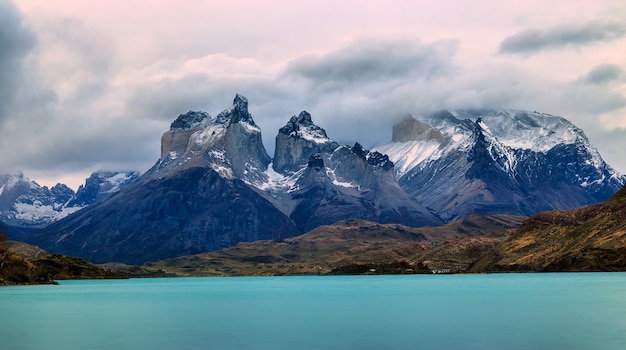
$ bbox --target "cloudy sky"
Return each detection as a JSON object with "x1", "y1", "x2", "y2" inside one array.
[{"x1": 2, "y1": 0, "x2": 626, "y2": 189}]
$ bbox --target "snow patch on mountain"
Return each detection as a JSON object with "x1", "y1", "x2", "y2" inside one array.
[
  {"x1": 13, "y1": 202, "x2": 85, "y2": 225},
  {"x1": 468, "y1": 110, "x2": 579, "y2": 152},
  {"x1": 192, "y1": 124, "x2": 228, "y2": 146},
  {"x1": 254, "y1": 162, "x2": 300, "y2": 192},
  {"x1": 103, "y1": 172, "x2": 138, "y2": 194},
  {"x1": 374, "y1": 140, "x2": 441, "y2": 174},
  {"x1": 326, "y1": 167, "x2": 358, "y2": 188},
  {"x1": 280, "y1": 111, "x2": 335, "y2": 145},
  {"x1": 296, "y1": 124, "x2": 333, "y2": 144}
]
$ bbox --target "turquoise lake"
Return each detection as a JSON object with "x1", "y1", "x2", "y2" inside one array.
[{"x1": 2, "y1": 273, "x2": 626, "y2": 350}]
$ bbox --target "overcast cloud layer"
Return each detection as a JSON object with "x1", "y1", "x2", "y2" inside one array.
[
  {"x1": 499, "y1": 20, "x2": 626, "y2": 54},
  {"x1": 2, "y1": 0, "x2": 626, "y2": 189}
]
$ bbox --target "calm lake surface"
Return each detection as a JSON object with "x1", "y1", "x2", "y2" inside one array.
[{"x1": 2, "y1": 273, "x2": 626, "y2": 350}]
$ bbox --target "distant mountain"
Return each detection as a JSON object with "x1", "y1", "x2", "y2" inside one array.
[
  {"x1": 0, "y1": 171, "x2": 138, "y2": 228},
  {"x1": 374, "y1": 110, "x2": 625, "y2": 221},
  {"x1": 69, "y1": 171, "x2": 140, "y2": 206},
  {"x1": 469, "y1": 184, "x2": 626, "y2": 272},
  {"x1": 17, "y1": 97, "x2": 625, "y2": 265},
  {"x1": 0, "y1": 173, "x2": 77, "y2": 227}
]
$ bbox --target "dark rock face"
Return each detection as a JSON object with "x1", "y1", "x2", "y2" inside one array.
[
  {"x1": 278, "y1": 111, "x2": 316, "y2": 135},
  {"x1": 170, "y1": 111, "x2": 211, "y2": 130},
  {"x1": 271, "y1": 111, "x2": 443, "y2": 232},
  {"x1": 290, "y1": 165, "x2": 377, "y2": 232},
  {"x1": 308, "y1": 154, "x2": 324, "y2": 168},
  {"x1": 28, "y1": 167, "x2": 298, "y2": 264},
  {"x1": 49, "y1": 184, "x2": 74, "y2": 204},
  {"x1": 215, "y1": 94, "x2": 256, "y2": 126}
]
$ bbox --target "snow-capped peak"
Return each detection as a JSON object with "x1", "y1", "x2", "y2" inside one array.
[
  {"x1": 375, "y1": 109, "x2": 619, "y2": 180},
  {"x1": 215, "y1": 93, "x2": 258, "y2": 128},
  {"x1": 466, "y1": 110, "x2": 581, "y2": 152},
  {"x1": 279, "y1": 111, "x2": 334, "y2": 144}
]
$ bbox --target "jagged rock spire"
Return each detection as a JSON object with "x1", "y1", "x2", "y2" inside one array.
[
  {"x1": 349, "y1": 143, "x2": 393, "y2": 171},
  {"x1": 273, "y1": 111, "x2": 339, "y2": 174},
  {"x1": 215, "y1": 94, "x2": 257, "y2": 126},
  {"x1": 351, "y1": 143, "x2": 367, "y2": 160},
  {"x1": 279, "y1": 111, "x2": 325, "y2": 137}
]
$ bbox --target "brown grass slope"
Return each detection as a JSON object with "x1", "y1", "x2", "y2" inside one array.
[
  {"x1": 470, "y1": 185, "x2": 626, "y2": 272},
  {"x1": 145, "y1": 214, "x2": 524, "y2": 276}
]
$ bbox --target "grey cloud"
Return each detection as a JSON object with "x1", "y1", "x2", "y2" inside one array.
[
  {"x1": 125, "y1": 73, "x2": 296, "y2": 123},
  {"x1": 126, "y1": 74, "x2": 222, "y2": 121},
  {"x1": 0, "y1": 0, "x2": 36, "y2": 125},
  {"x1": 0, "y1": 109, "x2": 164, "y2": 176},
  {"x1": 499, "y1": 21, "x2": 625, "y2": 54},
  {"x1": 36, "y1": 17, "x2": 116, "y2": 105},
  {"x1": 0, "y1": 10, "x2": 147, "y2": 179},
  {"x1": 284, "y1": 38, "x2": 458, "y2": 89},
  {"x1": 581, "y1": 64, "x2": 624, "y2": 85}
]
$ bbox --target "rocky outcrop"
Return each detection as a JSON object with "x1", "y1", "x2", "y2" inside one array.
[
  {"x1": 154, "y1": 94, "x2": 270, "y2": 184},
  {"x1": 273, "y1": 111, "x2": 339, "y2": 174}
]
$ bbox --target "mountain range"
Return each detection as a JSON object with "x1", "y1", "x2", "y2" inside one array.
[
  {"x1": 0, "y1": 171, "x2": 139, "y2": 228},
  {"x1": 10, "y1": 95, "x2": 626, "y2": 264}
]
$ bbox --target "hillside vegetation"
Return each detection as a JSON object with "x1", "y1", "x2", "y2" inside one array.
[
  {"x1": 1, "y1": 228, "x2": 131, "y2": 285},
  {"x1": 470, "y1": 185, "x2": 626, "y2": 272}
]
